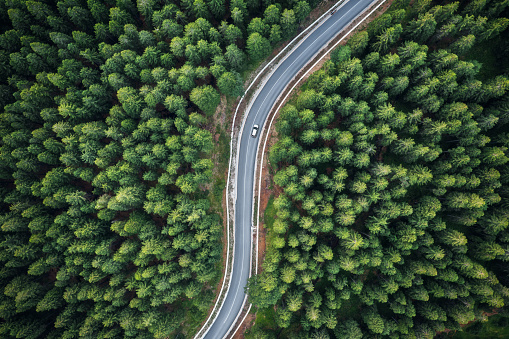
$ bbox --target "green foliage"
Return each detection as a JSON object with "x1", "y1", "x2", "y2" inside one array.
[
  {"x1": 217, "y1": 71, "x2": 244, "y2": 98},
  {"x1": 250, "y1": 1, "x2": 509, "y2": 338},
  {"x1": 330, "y1": 45, "x2": 351, "y2": 64},
  {"x1": 190, "y1": 85, "x2": 221, "y2": 116},
  {"x1": 346, "y1": 31, "x2": 369, "y2": 56},
  {"x1": 247, "y1": 32, "x2": 272, "y2": 62},
  {"x1": 0, "y1": 0, "x2": 316, "y2": 337}
]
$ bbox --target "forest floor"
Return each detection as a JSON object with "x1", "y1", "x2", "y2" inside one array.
[{"x1": 438, "y1": 311, "x2": 509, "y2": 338}]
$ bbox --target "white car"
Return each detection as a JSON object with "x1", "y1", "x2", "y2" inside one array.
[{"x1": 251, "y1": 124, "x2": 259, "y2": 137}]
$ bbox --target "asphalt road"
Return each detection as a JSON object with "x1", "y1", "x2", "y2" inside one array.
[{"x1": 203, "y1": 1, "x2": 376, "y2": 337}]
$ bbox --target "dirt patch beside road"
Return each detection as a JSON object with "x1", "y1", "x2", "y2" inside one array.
[{"x1": 232, "y1": 314, "x2": 256, "y2": 339}]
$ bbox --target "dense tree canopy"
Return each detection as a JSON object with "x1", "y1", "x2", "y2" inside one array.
[
  {"x1": 0, "y1": 0, "x2": 318, "y2": 337},
  {"x1": 248, "y1": 0, "x2": 509, "y2": 338}
]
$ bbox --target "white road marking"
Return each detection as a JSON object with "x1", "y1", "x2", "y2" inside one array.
[
  {"x1": 223, "y1": 141, "x2": 250, "y2": 323},
  {"x1": 250, "y1": 0, "x2": 361, "y2": 124}
]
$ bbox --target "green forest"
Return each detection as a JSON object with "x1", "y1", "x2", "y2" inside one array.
[
  {"x1": 247, "y1": 0, "x2": 509, "y2": 338},
  {"x1": 0, "y1": 0, "x2": 319, "y2": 337}
]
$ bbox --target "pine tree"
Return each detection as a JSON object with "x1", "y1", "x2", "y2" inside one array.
[{"x1": 247, "y1": 32, "x2": 271, "y2": 62}]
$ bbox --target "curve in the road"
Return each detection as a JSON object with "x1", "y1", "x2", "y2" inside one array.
[{"x1": 202, "y1": 1, "x2": 377, "y2": 338}]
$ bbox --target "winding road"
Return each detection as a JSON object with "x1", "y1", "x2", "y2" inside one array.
[{"x1": 202, "y1": 0, "x2": 377, "y2": 337}]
